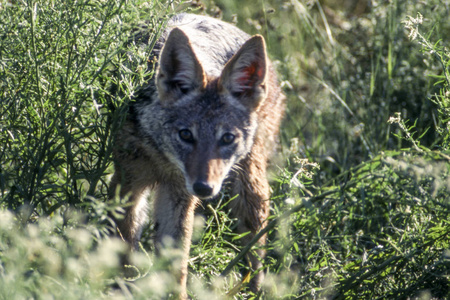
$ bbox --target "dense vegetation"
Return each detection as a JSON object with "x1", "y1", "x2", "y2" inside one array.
[{"x1": 0, "y1": 0, "x2": 448, "y2": 299}]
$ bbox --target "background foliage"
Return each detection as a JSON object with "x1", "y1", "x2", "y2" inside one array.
[{"x1": 0, "y1": 0, "x2": 449, "y2": 299}]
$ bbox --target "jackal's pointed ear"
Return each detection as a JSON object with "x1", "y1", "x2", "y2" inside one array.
[
  {"x1": 156, "y1": 28, "x2": 206, "y2": 104},
  {"x1": 218, "y1": 35, "x2": 268, "y2": 110}
]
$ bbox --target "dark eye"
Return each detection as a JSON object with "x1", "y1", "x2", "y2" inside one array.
[
  {"x1": 177, "y1": 84, "x2": 190, "y2": 95},
  {"x1": 179, "y1": 129, "x2": 194, "y2": 143},
  {"x1": 220, "y1": 133, "x2": 235, "y2": 145},
  {"x1": 174, "y1": 81, "x2": 190, "y2": 95}
]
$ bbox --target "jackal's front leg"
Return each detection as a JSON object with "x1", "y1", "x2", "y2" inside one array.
[
  {"x1": 109, "y1": 171, "x2": 150, "y2": 249},
  {"x1": 153, "y1": 184, "x2": 199, "y2": 299},
  {"x1": 230, "y1": 149, "x2": 271, "y2": 293}
]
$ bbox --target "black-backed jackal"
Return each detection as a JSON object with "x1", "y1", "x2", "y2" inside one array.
[{"x1": 110, "y1": 13, "x2": 285, "y2": 299}]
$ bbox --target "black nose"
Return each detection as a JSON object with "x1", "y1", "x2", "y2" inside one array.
[{"x1": 193, "y1": 181, "x2": 213, "y2": 198}]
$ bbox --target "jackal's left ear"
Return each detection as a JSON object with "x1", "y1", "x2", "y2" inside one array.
[
  {"x1": 218, "y1": 35, "x2": 268, "y2": 110},
  {"x1": 156, "y1": 28, "x2": 206, "y2": 105}
]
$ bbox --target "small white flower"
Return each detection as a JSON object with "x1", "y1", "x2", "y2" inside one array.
[{"x1": 387, "y1": 112, "x2": 401, "y2": 124}]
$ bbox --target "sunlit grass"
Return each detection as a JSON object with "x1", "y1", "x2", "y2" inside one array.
[{"x1": 0, "y1": 0, "x2": 449, "y2": 299}]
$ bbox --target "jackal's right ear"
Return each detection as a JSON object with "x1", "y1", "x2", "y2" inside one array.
[
  {"x1": 156, "y1": 28, "x2": 206, "y2": 105},
  {"x1": 218, "y1": 35, "x2": 268, "y2": 110}
]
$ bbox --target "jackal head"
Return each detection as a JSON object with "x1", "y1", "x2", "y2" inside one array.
[{"x1": 155, "y1": 27, "x2": 268, "y2": 199}]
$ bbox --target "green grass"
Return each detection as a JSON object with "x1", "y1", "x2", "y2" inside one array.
[{"x1": 0, "y1": 0, "x2": 449, "y2": 299}]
